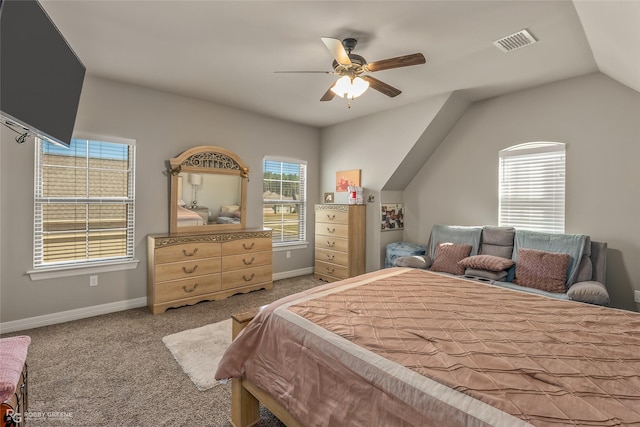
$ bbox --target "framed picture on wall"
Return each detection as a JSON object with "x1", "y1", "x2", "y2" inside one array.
[
  {"x1": 336, "y1": 169, "x2": 361, "y2": 192},
  {"x1": 323, "y1": 192, "x2": 334, "y2": 203},
  {"x1": 381, "y1": 203, "x2": 404, "y2": 231}
]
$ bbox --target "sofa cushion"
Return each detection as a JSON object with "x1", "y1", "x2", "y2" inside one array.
[
  {"x1": 513, "y1": 248, "x2": 570, "y2": 293},
  {"x1": 431, "y1": 243, "x2": 472, "y2": 276},
  {"x1": 394, "y1": 255, "x2": 432, "y2": 269},
  {"x1": 428, "y1": 225, "x2": 482, "y2": 260},
  {"x1": 464, "y1": 268, "x2": 508, "y2": 281},
  {"x1": 480, "y1": 226, "x2": 515, "y2": 259},
  {"x1": 458, "y1": 254, "x2": 514, "y2": 272},
  {"x1": 567, "y1": 281, "x2": 610, "y2": 306}
]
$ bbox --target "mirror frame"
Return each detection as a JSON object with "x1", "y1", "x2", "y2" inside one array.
[{"x1": 169, "y1": 145, "x2": 249, "y2": 234}]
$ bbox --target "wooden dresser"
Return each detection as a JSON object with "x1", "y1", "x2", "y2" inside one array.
[
  {"x1": 314, "y1": 204, "x2": 366, "y2": 282},
  {"x1": 147, "y1": 228, "x2": 272, "y2": 314}
]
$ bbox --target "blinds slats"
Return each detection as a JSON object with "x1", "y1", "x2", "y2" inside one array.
[
  {"x1": 263, "y1": 159, "x2": 307, "y2": 244},
  {"x1": 34, "y1": 138, "x2": 136, "y2": 268},
  {"x1": 499, "y1": 143, "x2": 565, "y2": 233}
]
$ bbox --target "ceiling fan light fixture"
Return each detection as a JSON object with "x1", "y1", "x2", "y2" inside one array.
[{"x1": 331, "y1": 76, "x2": 369, "y2": 99}]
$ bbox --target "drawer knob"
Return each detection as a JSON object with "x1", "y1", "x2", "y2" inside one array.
[
  {"x1": 326, "y1": 267, "x2": 334, "y2": 273},
  {"x1": 326, "y1": 227, "x2": 335, "y2": 233},
  {"x1": 327, "y1": 214, "x2": 335, "y2": 220},
  {"x1": 242, "y1": 242, "x2": 255, "y2": 250},
  {"x1": 182, "y1": 248, "x2": 199, "y2": 257},
  {"x1": 182, "y1": 283, "x2": 198, "y2": 293},
  {"x1": 242, "y1": 257, "x2": 255, "y2": 265},
  {"x1": 182, "y1": 265, "x2": 198, "y2": 274},
  {"x1": 242, "y1": 273, "x2": 255, "y2": 282},
  {"x1": 326, "y1": 254, "x2": 335, "y2": 260},
  {"x1": 327, "y1": 241, "x2": 335, "y2": 247}
]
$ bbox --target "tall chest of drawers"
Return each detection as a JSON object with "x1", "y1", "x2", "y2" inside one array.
[
  {"x1": 314, "y1": 204, "x2": 366, "y2": 282},
  {"x1": 147, "y1": 229, "x2": 272, "y2": 314}
]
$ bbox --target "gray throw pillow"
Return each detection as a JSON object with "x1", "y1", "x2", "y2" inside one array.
[
  {"x1": 567, "y1": 281, "x2": 610, "y2": 306},
  {"x1": 394, "y1": 255, "x2": 432, "y2": 269}
]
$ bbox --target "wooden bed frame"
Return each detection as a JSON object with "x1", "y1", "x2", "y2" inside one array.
[{"x1": 230, "y1": 308, "x2": 301, "y2": 427}]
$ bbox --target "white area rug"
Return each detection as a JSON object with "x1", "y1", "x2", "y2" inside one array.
[{"x1": 162, "y1": 318, "x2": 232, "y2": 391}]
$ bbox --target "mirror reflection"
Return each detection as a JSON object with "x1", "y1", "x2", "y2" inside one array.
[{"x1": 175, "y1": 172, "x2": 242, "y2": 227}]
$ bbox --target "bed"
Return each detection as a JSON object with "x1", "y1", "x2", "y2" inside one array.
[
  {"x1": 215, "y1": 268, "x2": 640, "y2": 426},
  {"x1": 176, "y1": 204, "x2": 204, "y2": 227}
]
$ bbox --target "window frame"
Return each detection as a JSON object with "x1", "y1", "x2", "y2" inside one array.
[
  {"x1": 262, "y1": 156, "x2": 308, "y2": 249},
  {"x1": 28, "y1": 133, "x2": 139, "y2": 280},
  {"x1": 498, "y1": 141, "x2": 566, "y2": 234}
]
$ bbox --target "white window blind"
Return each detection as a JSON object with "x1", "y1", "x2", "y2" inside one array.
[
  {"x1": 499, "y1": 142, "x2": 565, "y2": 233},
  {"x1": 263, "y1": 158, "x2": 307, "y2": 245},
  {"x1": 34, "y1": 137, "x2": 136, "y2": 268}
]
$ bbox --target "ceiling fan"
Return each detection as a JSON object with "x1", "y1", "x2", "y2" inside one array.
[{"x1": 277, "y1": 37, "x2": 426, "y2": 103}]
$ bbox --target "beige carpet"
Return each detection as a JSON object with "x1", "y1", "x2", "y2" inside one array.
[{"x1": 162, "y1": 318, "x2": 232, "y2": 391}]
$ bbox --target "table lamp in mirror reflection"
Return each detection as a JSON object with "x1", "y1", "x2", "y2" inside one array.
[{"x1": 189, "y1": 173, "x2": 202, "y2": 208}]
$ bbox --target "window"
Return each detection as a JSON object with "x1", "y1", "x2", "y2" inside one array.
[
  {"x1": 499, "y1": 142, "x2": 565, "y2": 233},
  {"x1": 263, "y1": 158, "x2": 307, "y2": 245},
  {"x1": 33, "y1": 136, "x2": 136, "y2": 269}
]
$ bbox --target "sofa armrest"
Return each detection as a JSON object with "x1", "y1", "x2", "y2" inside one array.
[{"x1": 567, "y1": 281, "x2": 610, "y2": 306}]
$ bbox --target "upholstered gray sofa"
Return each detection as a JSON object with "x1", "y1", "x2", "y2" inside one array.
[{"x1": 394, "y1": 224, "x2": 610, "y2": 306}]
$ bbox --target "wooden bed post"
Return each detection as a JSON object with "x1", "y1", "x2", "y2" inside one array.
[
  {"x1": 231, "y1": 378, "x2": 260, "y2": 427},
  {"x1": 230, "y1": 308, "x2": 263, "y2": 427}
]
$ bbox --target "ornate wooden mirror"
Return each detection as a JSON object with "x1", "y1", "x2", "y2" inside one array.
[{"x1": 169, "y1": 146, "x2": 248, "y2": 234}]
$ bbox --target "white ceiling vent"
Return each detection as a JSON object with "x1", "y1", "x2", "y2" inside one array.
[{"x1": 493, "y1": 29, "x2": 537, "y2": 53}]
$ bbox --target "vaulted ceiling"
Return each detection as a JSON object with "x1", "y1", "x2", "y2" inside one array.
[{"x1": 40, "y1": 0, "x2": 640, "y2": 128}]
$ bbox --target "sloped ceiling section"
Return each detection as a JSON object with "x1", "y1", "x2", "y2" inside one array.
[
  {"x1": 383, "y1": 92, "x2": 471, "y2": 191},
  {"x1": 573, "y1": 0, "x2": 640, "y2": 93}
]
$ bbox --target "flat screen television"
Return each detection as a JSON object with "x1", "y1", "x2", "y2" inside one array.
[{"x1": 1, "y1": 0, "x2": 85, "y2": 148}]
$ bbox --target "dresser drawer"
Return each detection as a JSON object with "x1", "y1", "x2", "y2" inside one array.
[
  {"x1": 154, "y1": 274, "x2": 221, "y2": 303},
  {"x1": 222, "y1": 237, "x2": 272, "y2": 256},
  {"x1": 315, "y1": 236, "x2": 349, "y2": 252},
  {"x1": 222, "y1": 265, "x2": 272, "y2": 290},
  {"x1": 155, "y1": 242, "x2": 221, "y2": 264},
  {"x1": 223, "y1": 251, "x2": 272, "y2": 271},
  {"x1": 316, "y1": 223, "x2": 349, "y2": 238},
  {"x1": 315, "y1": 248, "x2": 349, "y2": 266},
  {"x1": 155, "y1": 257, "x2": 221, "y2": 282},
  {"x1": 315, "y1": 208, "x2": 349, "y2": 225},
  {"x1": 314, "y1": 260, "x2": 349, "y2": 280}
]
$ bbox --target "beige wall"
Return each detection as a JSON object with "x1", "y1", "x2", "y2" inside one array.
[
  {"x1": 0, "y1": 75, "x2": 320, "y2": 324},
  {"x1": 403, "y1": 73, "x2": 640, "y2": 311}
]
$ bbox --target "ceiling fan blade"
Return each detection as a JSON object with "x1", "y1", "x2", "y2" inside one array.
[
  {"x1": 274, "y1": 71, "x2": 334, "y2": 74},
  {"x1": 321, "y1": 37, "x2": 351, "y2": 66},
  {"x1": 320, "y1": 84, "x2": 337, "y2": 101},
  {"x1": 365, "y1": 53, "x2": 426, "y2": 72},
  {"x1": 361, "y1": 76, "x2": 401, "y2": 97}
]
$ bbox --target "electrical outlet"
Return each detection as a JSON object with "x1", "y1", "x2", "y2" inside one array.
[
  {"x1": 634, "y1": 290, "x2": 640, "y2": 303},
  {"x1": 90, "y1": 275, "x2": 98, "y2": 287},
  {"x1": 286, "y1": 251, "x2": 291, "y2": 259}
]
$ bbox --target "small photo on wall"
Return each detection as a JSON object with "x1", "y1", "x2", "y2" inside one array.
[
  {"x1": 324, "y1": 192, "x2": 334, "y2": 203},
  {"x1": 381, "y1": 203, "x2": 404, "y2": 231},
  {"x1": 336, "y1": 169, "x2": 361, "y2": 192}
]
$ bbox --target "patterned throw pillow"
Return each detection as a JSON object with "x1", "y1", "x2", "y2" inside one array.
[
  {"x1": 513, "y1": 248, "x2": 570, "y2": 293},
  {"x1": 458, "y1": 254, "x2": 514, "y2": 272},
  {"x1": 430, "y1": 242, "x2": 472, "y2": 276}
]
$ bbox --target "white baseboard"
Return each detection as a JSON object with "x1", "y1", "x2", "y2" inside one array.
[
  {"x1": 1, "y1": 269, "x2": 315, "y2": 334},
  {"x1": 273, "y1": 267, "x2": 314, "y2": 281},
  {"x1": 0, "y1": 297, "x2": 147, "y2": 334}
]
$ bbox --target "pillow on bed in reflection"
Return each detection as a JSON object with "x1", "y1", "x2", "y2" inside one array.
[
  {"x1": 220, "y1": 205, "x2": 240, "y2": 215},
  {"x1": 430, "y1": 242, "x2": 472, "y2": 276},
  {"x1": 513, "y1": 248, "x2": 569, "y2": 293}
]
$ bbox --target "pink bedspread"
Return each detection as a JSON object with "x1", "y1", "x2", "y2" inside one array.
[{"x1": 216, "y1": 268, "x2": 640, "y2": 426}]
